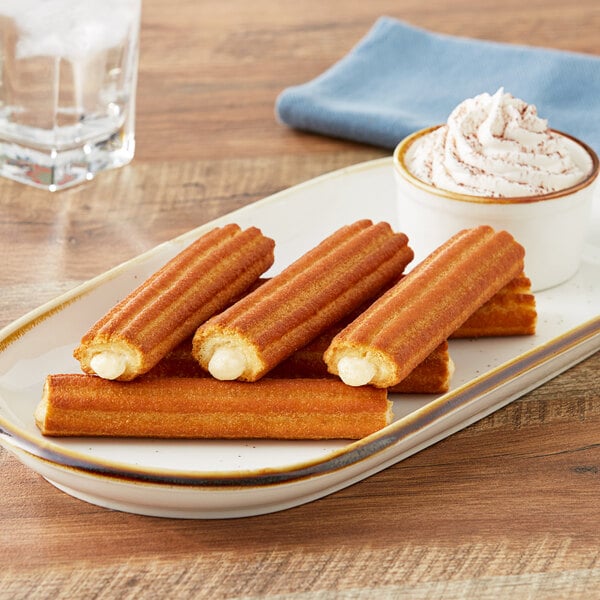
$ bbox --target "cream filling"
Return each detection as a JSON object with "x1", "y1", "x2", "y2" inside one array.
[
  {"x1": 208, "y1": 346, "x2": 247, "y2": 381},
  {"x1": 90, "y1": 351, "x2": 128, "y2": 380},
  {"x1": 336, "y1": 356, "x2": 376, "y2": 387}
]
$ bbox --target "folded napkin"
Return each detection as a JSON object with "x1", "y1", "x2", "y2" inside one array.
[{"x1": 275, "y1": 17, "x2": 600, "y2": 153}]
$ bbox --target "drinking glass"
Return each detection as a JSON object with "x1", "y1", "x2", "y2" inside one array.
[{"x1": 0, "y1": 0, "x2": 141, "y2": 191}]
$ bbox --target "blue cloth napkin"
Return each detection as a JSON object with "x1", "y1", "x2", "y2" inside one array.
[{"x1": 275, "y1": 17, "x2": 600, "y2": 153}]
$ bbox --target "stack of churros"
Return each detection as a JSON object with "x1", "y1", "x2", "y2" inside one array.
[
  {"x1": 192, "y1": 220, "x2": 413, "y2": 382},
  {"x1": 74, "y1": 224, "x2": 275, "y2": 381},
  {"x1": 35, "y1": 221, "x2": 537, "y2": 441}
]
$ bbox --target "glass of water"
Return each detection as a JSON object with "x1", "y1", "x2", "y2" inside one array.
[{"x1": 0, "y1": 0, "x2": 141, "y2": 191}]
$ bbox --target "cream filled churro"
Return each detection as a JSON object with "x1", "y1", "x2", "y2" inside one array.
[
  {"x1": 192, "y1": 220, "x2": 414, "y2": 382},
  {"x1": 324, "y1": 226, "x2": 525, "y2": 388},
  {"x1": 35, "y1": 374, "x2": 392, "y2": 440},
  {"x1": 74, "y1": 224, "x2": 275, "y2": 381}
]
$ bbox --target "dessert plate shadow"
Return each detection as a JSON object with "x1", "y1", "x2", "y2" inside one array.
[{"x1": 0, "y1": 158, "x2": 599, "y2": 519}]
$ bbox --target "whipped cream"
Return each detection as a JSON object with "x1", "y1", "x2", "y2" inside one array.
[{"x1": 406, "y1": 88, "x2": 592, "y2": 197}]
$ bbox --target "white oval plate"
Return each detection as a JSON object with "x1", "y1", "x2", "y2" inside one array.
[{"x1": 1, "y1": 158, "x2": 599, "y2": 519}]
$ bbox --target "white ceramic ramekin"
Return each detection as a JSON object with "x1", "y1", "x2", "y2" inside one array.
[{"x1": 393, "y1": 126, "x2": 600, "y2": 291}]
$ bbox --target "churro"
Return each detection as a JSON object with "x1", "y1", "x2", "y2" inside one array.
[
  {"x1": 144, "y1": 336, "x2": 453, "y2": 394},
  {"x1": 35, "y1": 374, "x2": 392, "y2": 440},
  {"x1": 192, "y1": 220, "x2": 414, "y2": 382},
  {"x1": 324, "y1": 226, "x2": 525, "y2": 388},
  {"x1": 452, "y1": 274, "x2": 536, "y2": 337},
  {"x1": 390, "y1": 341, "x2": 453, "y2": 394},
  {"x1": 74, "y1": 224, "x2": 275, "y2": 381}
]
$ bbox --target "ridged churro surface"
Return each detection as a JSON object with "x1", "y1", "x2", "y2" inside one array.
[
  {"x1": 324, "y1": 226, "x2": 525, "y2": 388},
  {"x1": 192, "y1": 220, "x2": 414, "y2": 381},
  {"x1": 36, "y1": 374, "x2": 392, "y2": 440},
  {"x1": 452, "y1": 274, "x2": 537, "y2": 337},
  {"x1": 74, "y1": 224, "x2": 274, "y2": 381}
]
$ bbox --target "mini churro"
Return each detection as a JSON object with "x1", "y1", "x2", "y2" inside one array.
[
  {"x1": 324, "y1": 226, "x2": 525, "y2": 388},
  {"x1": 452, "y1": 274, "x2": 537, "y2": 337},
  {"x1": 35, "y1": 374, "x2": 392, "y2": 440},
  {"x1": 145, "y1": 335, "x2": 453, "y2": 394}
]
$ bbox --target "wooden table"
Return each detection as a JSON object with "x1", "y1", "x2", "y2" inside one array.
[{"x1": 1, "y1": 1, "x2": 599, "y2": 597}]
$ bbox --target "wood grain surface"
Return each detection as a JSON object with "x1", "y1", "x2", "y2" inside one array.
[{"x1": 1, "y1": 0, "x2": 599, "y2": 598}]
